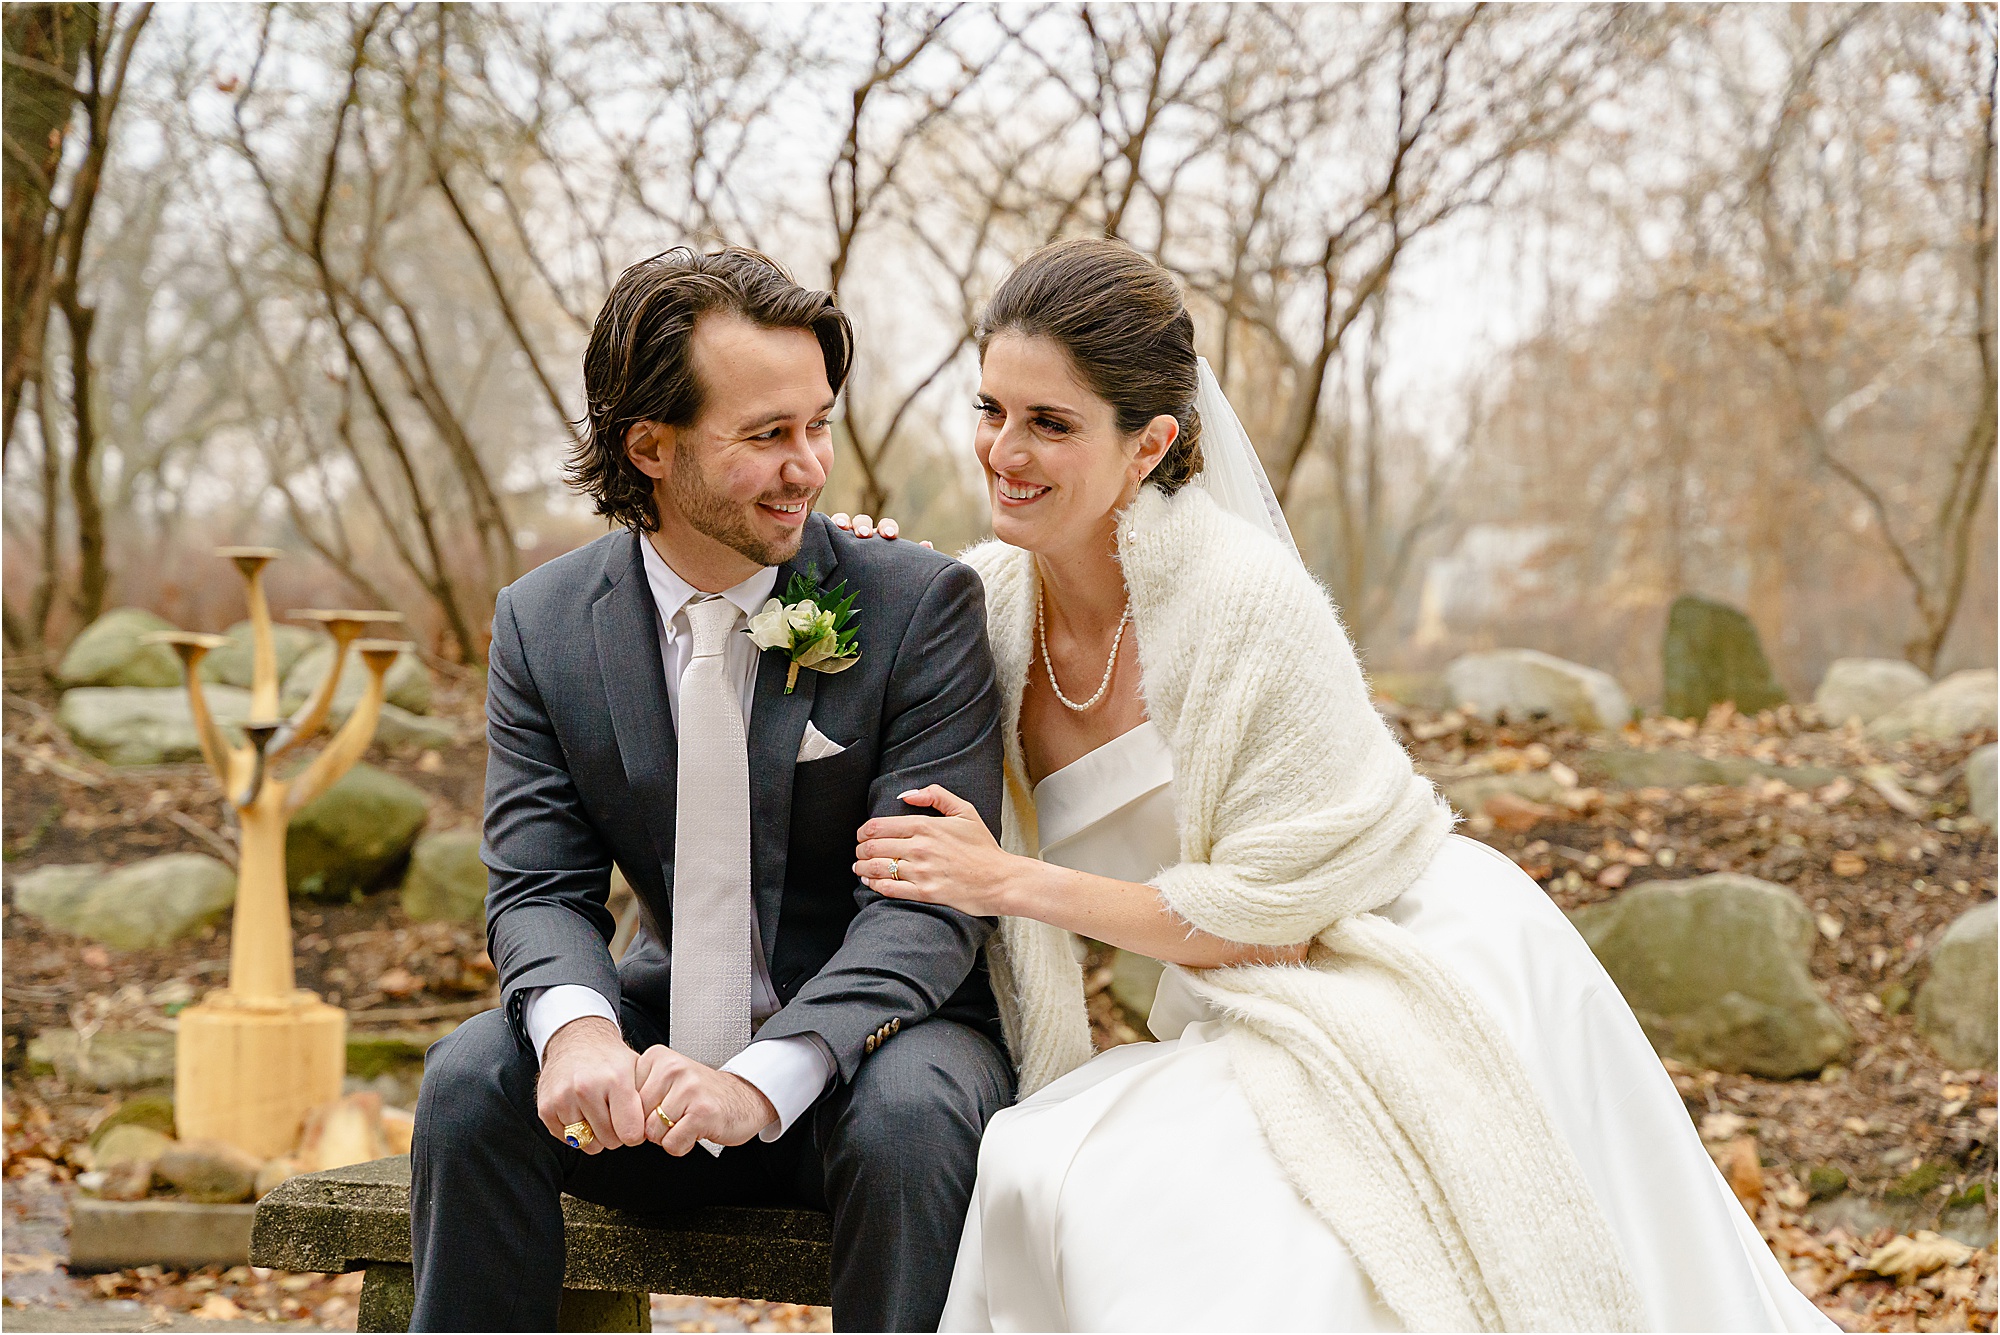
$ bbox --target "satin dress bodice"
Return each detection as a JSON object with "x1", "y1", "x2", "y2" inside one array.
[{"x1": 1032, "y1": 721, "x2": 1208, "y2": 1040}]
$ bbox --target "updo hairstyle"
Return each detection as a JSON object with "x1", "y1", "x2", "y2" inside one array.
[{"x1": 976, "y1": 237, "x2": 1204, "y2": 494}]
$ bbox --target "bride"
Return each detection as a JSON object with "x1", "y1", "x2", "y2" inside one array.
[{"x1": 845, "y1": 238, "x2": 1832, "y2": 1331}]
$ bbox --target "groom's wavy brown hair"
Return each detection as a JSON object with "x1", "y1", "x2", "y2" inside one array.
[
  {"x1": 977, "y1": 237, "x2": 1204, "y2": 494},
  {"x1": 570, "y1": 246, "x2": 853, "y2": 532}
]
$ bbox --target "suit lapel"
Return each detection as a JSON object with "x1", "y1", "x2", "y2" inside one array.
[
  {"x1": 745, "y1": 516, "x2": 840, "y2": 968},
  {"x1": 593, "y1": 530, "x2": 680, "y2": 880}
]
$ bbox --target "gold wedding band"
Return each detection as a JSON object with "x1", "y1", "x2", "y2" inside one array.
[
  {"x1": 562, "y1": 1121, "x2": 594, "y2": 1148},
  {"x1": 654, "y1": 1102, "x2": 676, "y2": 1130},
  {"x1": 890, "y1": 858, "x2": 902, "y2": 880}
]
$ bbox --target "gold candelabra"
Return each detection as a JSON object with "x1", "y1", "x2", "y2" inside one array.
[{"x1": 147, "y1": 547, "x2": 412, "y2": 1159}]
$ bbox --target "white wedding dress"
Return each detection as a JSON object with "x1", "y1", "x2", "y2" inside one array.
[{"x1": 940, "y1": 720, "x2": 1833, "y2": 1333}]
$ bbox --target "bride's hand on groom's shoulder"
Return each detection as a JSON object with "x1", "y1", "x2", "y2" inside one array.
[
  {"x1": 854, "y1": 785, "x2": 1018, "y2": 917},
  {"x1": 635, "y1": 1045, "x2": 778, "y2": 1156},
  {"x1": 830, "y1": 512, "x2": 932, "y2": 548}
]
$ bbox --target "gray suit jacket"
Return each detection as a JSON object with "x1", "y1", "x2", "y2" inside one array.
[{"x1": 481, "y1": 514, "x2": 1007, "y2": 1083}]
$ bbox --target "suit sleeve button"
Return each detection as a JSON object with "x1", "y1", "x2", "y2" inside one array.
[{"x1": 864, "y1": 1034, "x2": 878, "y2": 1054}]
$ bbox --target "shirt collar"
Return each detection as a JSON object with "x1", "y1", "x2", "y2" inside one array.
[{"x1": 639, "y1": 533, "x2": 780, "y2": 631}]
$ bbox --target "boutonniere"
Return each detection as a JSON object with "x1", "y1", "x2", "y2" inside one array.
[{"x1": 747, "y1": 566, "x2": 862, "y2": 693}]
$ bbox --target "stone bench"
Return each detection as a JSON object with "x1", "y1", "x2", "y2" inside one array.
[{"x1": 250, "y1": 1155, "x2": 832, "y2": 1331}]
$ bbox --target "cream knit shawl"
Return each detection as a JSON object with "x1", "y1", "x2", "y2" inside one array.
[{"x1": 965, "y1": 484, "x2": 1645, "y2": 1332}]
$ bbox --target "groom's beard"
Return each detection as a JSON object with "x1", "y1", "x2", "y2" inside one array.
[{"x1": 667, "y1": 439, "x2": 815, "y2": 568}]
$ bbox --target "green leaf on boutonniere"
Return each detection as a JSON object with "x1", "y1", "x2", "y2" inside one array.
[{"x1": 745, "y1": 564, "x2": 862, "y2": 692}]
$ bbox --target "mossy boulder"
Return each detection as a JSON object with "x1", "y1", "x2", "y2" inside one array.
[
  {"x1": 198, "y1": 620, "x2": 317, "y2": 689},
  {"x1": 55, "y1": 607, "x2": 183, "y2": 688},
  {"x1": 1867, "y1": 670, "x2": 1999, "y2": 745},
  {"x1": 1813, "y1": 658, "x2": 1930, "y2": 727},
  {"x1": 12, "y1": 854, "x2": 236, "y2": 949},
  {"x1": 1662, "y1": 595, "x2": 1786, "y2": 719},
  {"x1": 1571, "y1": 873, "x2": 1849, "y2": 1077},
  {"x1": 283, "y1": 640, "x2": 432, "y2": 717},
  {"x1": 1443, "y1": 649, "x2": 1630, "y2": 730},
  {"x1": 286, "y1": 763, "x2": 429, "y2": 901},
  {"x1": 399, "y1": 829, "x2": 487, "y2": 924},
  {"x1": 57, "y1": 685, "x2": 252, "y2": 766},
  {"x1": 27, "y1": 1029, "x2": 176, "y2": 1090},
  {"x1": 89, "y1": 1095, "x2": 177, "y2": 1147},
  {"x1": 1914, "y1": 900, "x2": 1996, "y2": 1069}
]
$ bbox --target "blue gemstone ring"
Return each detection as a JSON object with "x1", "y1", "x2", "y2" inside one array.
[{"x1": 562, "y1": 1121, "x2": 593, "y2": 1148}]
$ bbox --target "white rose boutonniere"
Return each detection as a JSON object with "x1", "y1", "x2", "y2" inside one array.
[{"x1": 747, "y1": 566, "x2": 862, "y2": 693}]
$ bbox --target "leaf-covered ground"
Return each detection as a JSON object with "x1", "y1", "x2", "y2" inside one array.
[{"x1": 2, "y1": 685, "x2": 1993, "y2": 1330}]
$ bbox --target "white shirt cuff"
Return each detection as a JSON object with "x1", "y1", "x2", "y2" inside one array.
[
  {"x1": 523, "y1": 984, "x2": 619, "y2": 1066},
  {"x1": 707, "y1": 1035, "x2": 836, "y2": 1154}
]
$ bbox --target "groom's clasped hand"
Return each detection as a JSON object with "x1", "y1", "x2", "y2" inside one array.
[{"x1": 534, "y1": 1015, "x2": 777, "y2": 1157}]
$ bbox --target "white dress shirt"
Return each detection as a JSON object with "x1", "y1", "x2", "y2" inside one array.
[{"x1": 523, "y1": 536, "x2": 836, "y2": 1149}]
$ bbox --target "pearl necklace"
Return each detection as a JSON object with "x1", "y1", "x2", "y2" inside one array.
[{"x1": 1036, "y1": 574, "x2": 1131, "y2": 712}]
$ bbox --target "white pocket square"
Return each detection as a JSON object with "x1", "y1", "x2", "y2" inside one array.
[{"x1": 797, "y1": 721, "x2": 848, "y2": 763}]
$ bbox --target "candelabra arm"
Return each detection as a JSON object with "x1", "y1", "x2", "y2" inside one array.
[
  {"x1": 217, "y1": 548, "x2": 288, "y2": 720},
  {"x1": 145, "y1": 632, "x2": 235, "y2": 787},
  {"x1": 284, "y1": 644, "x2": 400, "y2": 815},
  {"x1": 271, "y1": 611, "x2": 401, "y2": 764}
]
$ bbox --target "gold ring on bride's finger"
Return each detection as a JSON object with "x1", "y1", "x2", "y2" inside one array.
[
  {"x1": 562, "y1": 1121, "x2": 593, "y2": 1148},
  {"x1": 889, "y1": 858, "x2": 902, "y2": 880},
  {"x1": 654, "y1": 1102, "x2": 676, "y2": 1130}
]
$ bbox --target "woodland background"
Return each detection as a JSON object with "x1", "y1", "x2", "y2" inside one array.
[{"x1": 3, "y1": 2, "x2": 1995, "y2": 695}]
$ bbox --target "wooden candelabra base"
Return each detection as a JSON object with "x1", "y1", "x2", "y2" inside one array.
[{"x1": 175, "y1": 991, "x2": 347, "y2": 1160}]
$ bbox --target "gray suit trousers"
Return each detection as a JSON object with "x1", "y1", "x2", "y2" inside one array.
[{"x1": 410, "y1": 1004, "x2": 1011, "y2": 1331}]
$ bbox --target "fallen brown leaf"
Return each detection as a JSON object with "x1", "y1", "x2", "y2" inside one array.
[{"x1": 1860, "y1": 1231, "x2": 1975, "y2": 1283}]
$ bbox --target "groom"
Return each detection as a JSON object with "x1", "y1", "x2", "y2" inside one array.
[{"x1": 409, "y1": 247, "x2": 1014, "y2": 1331}]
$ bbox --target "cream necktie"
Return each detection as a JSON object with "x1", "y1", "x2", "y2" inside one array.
[{"x1": 669, "y1": 595, "x2": 754, "y2": 1067}]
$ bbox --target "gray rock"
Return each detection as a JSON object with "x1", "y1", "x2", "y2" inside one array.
[
  {"x1": 198, "y1": 620, "x2": 316, "y2": 689},
  {"x1": 399, "y1": 830, "x2": 487, "y2": 924},
  {"x1": 27, "y1": 1029, "x2": 177, "y2": 1090},
  {"x1": 1367, "y1": 671, "x2": 1453, "y2": 711},
  {"x1": 12, "y1": 853, "x2": 236, "y2": 949},
  {"x1": 373, "y1": 703, "x2": 459, "y2": 752},
  {"x1": 1570, "y1": 873, "x2": 1850, "y2": 1077},
  {"x1": 55, "y1": 608, "x2": 184, "y2": 688},
  {"x1": 10, "y1": 862, "x2": 105, "y2": 918},
  {"x1": 1662, "y1": 595, "x2": 1787, "y2": 719},
  {"x1": 89, "y1": 1095, "x2": 177, "y2": 1147},
  {"x1": 1444, "y1": 649, "x2": 1630, "y2": 731},
  {"x1": 1967, "y1": 745, "x2": 1997, "y2": 827},
  {"x1": 91, "y1": 1124, "x2": 173, "y2": 1169},
  {"x1": 154, "y1": 1138, "x2": 260, "y2": 1204},
  {"x1": 1867, "y1": 670, "x2": 1999, "y2": 744},
  {"x1": 1583, "y1": 748, "x2": 1839, "y2": 792},
  {"x1": 1813, "y1": 658, "x2": 1931, "y2": 726},
  {"x1": 88, "y1": 1125, "x2": 171, "y2": 1200},
  {"x1": 286, "y1": 763, "x2": 429, "y2": 901},
  {"x1": 1915, "y1": 900, "x2": 1997, "y2": 1069},
  {"x1": 1440, "y1": 771, "x2": 1566, "y2": 819},
  {"x1": 283, "y1": 641, "x2": 431, "y2": 717},
  {"x1": 57, "y1": 685, "x2": 251, "y2": 766}
]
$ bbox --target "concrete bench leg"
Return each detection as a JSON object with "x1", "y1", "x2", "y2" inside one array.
[{"x1": 355, "y1": 1263, "x2": 647, "y2": 1332}]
